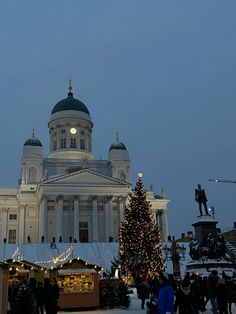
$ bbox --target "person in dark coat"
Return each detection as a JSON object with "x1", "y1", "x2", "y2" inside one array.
[
  {"x1": 207, "y1": 270, "x2": 219, "y2": 314},
  {"x1": 43, "y1": 278, "x2": 53, "y2": 314},
  {"x1": 51, "y1": 278, "x2": 60, "y2": 314},
  {"x1": 225, "y1": 277, "x2": 236, "y2": 314},
  {"x1": 174, "y1": 279, "x2": 197, "y2": 314},
  {"x1": 190, "y1": 274, "x2": 205, "y2": 313},
  {"x1": 29, "y1": 277, "x2": 37, "y2": 314},
  {"x1": 36, "y1": 282, "x2": 44, "y2": 314},
  {"x1": 217, "y1": 278, "x2": 228, "y2": 314},
  {"x1": 8, "y1": 278, "x2": 19, "y2": 314},
  {"x1": 137, "y1": 273, "x2": 150, "y2": 309}
]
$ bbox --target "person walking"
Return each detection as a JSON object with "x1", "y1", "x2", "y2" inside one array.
[
  {"x1": 157, "y1": 272, "x2": 174, "y2": 314},
  {"x1": 136, "y1": 273, "x2": 150, "y2": 309}
]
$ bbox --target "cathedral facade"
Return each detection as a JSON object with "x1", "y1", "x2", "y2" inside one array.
[{"x1": 0, "y1": 83, "x2": 169, "y2": 244}]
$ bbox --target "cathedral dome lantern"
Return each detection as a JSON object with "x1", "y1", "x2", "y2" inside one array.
[
  {"x1": 24, "y1": 134, "x2": 42, "y2": 147},
  {"x1": 108, "y1": 132, "x2": 130, "y2": 182},
  {"x1": 109, "y1": 132, "x2": 129, "y2": 160},
  {"x1": 23, "y1": 129, "x2": 43, "y2": 157},
  {"x1": 21, "y1": 129, "x2": 43, "y2": 184},
  {"x1": 109, "y1": 139, "x2": 127, "y2": 152},
  {"x1": 48, "y1": 80, "x2": 94, "y2": 160}
]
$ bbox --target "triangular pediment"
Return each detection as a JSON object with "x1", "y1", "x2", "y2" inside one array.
[{"x1": 41, "y1": 169, "x2": 130, "y2": 187}]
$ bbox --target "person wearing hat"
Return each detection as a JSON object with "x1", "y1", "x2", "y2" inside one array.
[{"x1": 157, "y1": 272, "x2": 174, "y2": 314}]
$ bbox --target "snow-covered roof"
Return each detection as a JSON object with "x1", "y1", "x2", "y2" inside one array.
[
  {"x1": 1, "y1": 242, "x2": 232, "y2": 278},
  {"x1": 0, "y1": 242, "x2": 119, "y2": 272}
]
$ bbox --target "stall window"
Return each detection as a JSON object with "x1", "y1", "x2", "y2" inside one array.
[
  {"x1": 8, "y1": 229, "x2": 16, "y2": 244},
  {"x1": 57, "y1": 271, "x2": 96, "y2": 293}
]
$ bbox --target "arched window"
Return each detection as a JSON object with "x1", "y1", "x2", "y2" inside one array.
[{"x1": 28, "y1": 167, "x2": 37, "y2": 183}]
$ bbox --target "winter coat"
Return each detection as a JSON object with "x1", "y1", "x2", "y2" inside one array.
[
  {"x1": 174, "y1": 285, "x2": 197, "y2": 314},
  {"x1": 157, "y1": 282, "x2": 174, "y2": 314}
]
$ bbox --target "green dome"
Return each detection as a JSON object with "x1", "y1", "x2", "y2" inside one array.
[
  {"x1": 24, "y1": 136, "x2": 42, "y2": 147},
  {"x1": 109, "y1": 142, "x2": 127, "y2": 151},
  {"x1": 109, "y1": 133, "x2": 127, "y2": 152},
  {"x1": 51, "y1": 92, "x2": 90, "y2": 115}
]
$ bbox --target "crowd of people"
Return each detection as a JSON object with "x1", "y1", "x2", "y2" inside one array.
[
  {"x1": 8, "y1": 276, "x2": 59, "y2": 314},
  {"x1": 136, "y1": 270, "x2": 236, "y2": 314}
]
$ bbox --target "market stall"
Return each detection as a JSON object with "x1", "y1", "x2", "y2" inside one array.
[
  {"x1": 6, "y1": 259, "x2": 46, "y2": 284},
  {"x1": 0, "y1": 263, "x2": 8, "y2": 314},
  {"x1": 50, "y1": 258, "x2": 101, "y2": 309}
]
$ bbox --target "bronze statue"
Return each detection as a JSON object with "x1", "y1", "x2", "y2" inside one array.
[{"x1": 195, "y1": 184, "x2": 209, "y2": 216}]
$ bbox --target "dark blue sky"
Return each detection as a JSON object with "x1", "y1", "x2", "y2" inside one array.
[{"x1": 0, "y1": 1, "x2": 236, "y2": 237}]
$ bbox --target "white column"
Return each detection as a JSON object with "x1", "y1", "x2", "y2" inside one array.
[
  {"x1": 105, "y1": 198, "x2": 109, "y2": 242},
  {"x1": 1, "y1": 209, "x2": 8, "y2": 243},
  {"x1": 73, "y1": 197, "x2": 80, "y2": 242},
  {"x1": 39, "y1": 196, "x2": 47, "y2": 242},
  {"x1": 105, "y1": 196, "x2": 113, "y2": 242},
  {"x1": 19, "y1": 205, "x2": 26, "y2": 244},
  {"x1": 162, "y1": 209, "x2": 168, "y2": 242},
  {"x1": 119, "y1": 197, "x2": 125, "y2": 222},
  {"x1": 158, "y1": 212, "x2": 164, "y2": 240},
  {"x1": 56, "y1": 196, "x2": 63, "y2": 241},
  {"x1": 92, "y1": 196, "x2": 98, "y2": 242}
]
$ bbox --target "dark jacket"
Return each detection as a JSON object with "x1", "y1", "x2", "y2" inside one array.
[{"x1": 174, "y1": 285, "x2": 197, "y2": 314}]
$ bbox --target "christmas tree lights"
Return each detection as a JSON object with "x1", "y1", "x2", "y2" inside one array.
[{"x1": 119, "y1": 174, "x2": 165, "y2": 279}]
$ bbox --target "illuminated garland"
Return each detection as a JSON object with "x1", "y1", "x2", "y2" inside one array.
[
  {"x1": 12, "y1": 246, "x2": 23, "y2": 262},
  {"x1": 35, "y1": 245, "x2": 74, "y2": 267}
]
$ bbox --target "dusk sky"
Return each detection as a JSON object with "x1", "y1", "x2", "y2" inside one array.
[{"x1": 0, "y1": 1, "x2": 236, "y2": 237}]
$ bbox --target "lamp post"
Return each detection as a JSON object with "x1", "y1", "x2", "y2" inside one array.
[
  {"x1": 208, "y1": 206, "x2": 215, "y2": 219},
  {"x1": 163, "y1": 237, "x2": 186, "y2": 279}
]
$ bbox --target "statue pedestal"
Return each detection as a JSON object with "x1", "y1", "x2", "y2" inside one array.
[
  {"x1": 186, "y1": 259, "x2": 234, "y2": 277},
  {"x1": 192, "y1": 215, "x2": 218, "y2": 245},
  {"x1": 186, "y1": 215, "x2": 235, "y2": 277}
]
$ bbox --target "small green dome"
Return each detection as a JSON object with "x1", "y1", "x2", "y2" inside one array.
[
  {"x1": 24, "y1": 129, "x2": 42, "y2": 147},
  {"x1": 24, "y1": 136, "x2": 42, "y2": 147},
  {"x1": 51, "y1": 91, "x2": 90, "y2": 115},
  {"x1": 109, "y1": 142, "x2": 127, "y2": 151},
  {"x1": 109, "y1": 133, "x2": 127, "y2": 151}
]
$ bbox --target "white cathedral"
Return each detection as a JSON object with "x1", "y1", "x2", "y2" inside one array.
[{"x1": 0, "y1": 82, "x2": 169, "y2": 245}]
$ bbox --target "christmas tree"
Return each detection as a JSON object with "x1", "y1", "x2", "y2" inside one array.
[{"x1": 119, "y1": 173, "x2": 165, "y2": 279}]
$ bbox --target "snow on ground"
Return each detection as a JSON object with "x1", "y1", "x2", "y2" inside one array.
[{"x1": 59, "y1": 288, "x2": 235, "y2": 314}]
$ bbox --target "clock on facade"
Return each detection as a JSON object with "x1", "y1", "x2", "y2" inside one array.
[{"x1": 70, "y1": 127, "x2": 77, "y2": 135}]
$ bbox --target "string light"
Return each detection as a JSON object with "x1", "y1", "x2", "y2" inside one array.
[
  {"x1": 11, "y1": 246, "x2": 23, "y2": 262},
  {"x1": 35, "y1": 245, "x2": 73, "y2": 267}
]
